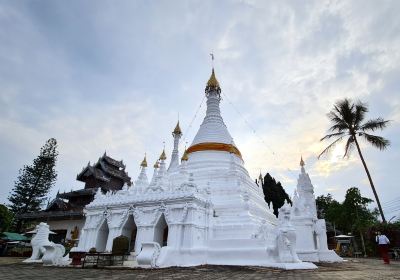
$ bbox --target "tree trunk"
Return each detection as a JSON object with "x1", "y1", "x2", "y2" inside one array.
[
  {"x1": 360, "y1": 230, "x2": 367, "y2": 257},
  {"x1": 354, "y1": 137, "x2": 386, "y2": 222}
]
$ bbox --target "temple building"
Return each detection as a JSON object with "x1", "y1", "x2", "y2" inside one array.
[
  {"x1": 72, "y1": 67, "x2": 340, "y2": 269},
  {"x1": 20, "y1": 153, "x2": 131, "y2": 244}
]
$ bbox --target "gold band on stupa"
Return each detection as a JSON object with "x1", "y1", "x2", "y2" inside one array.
[{"x1": 186, "y1": 142, "x2": 242, "y2": 159}]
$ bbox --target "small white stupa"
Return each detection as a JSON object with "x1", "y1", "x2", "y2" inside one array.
[
  {"x1": 290, "y1": 157, "x2": 343, "y2": 262},
  {"x1": 73, "y1": 67, "x2": 339, "y2": 269}
]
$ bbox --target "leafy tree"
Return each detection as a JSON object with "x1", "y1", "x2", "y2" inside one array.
[
  {"x1": 316, "y1": 194, "x2": 336, "y2": 219},
  {"x1": 341, "y1": 188, "x2": 378, "y2": 231},
  {"x1": 8, "y1": 138, "x2": 58, "y2": 231},
  {"x1": 318, "y1": 99, "x2": 390, "y2": 222},
  {"x1": 317, "y1": 188, "x2": 377, "y2": 234},
  {"x1": 0, "y1": 204, "x2": 13, "y2": 232},
  {"x1": 317, "y1": 188, "x2": 378, "y2": 256},
  {"x1": 316, "y1": 194, "x2": 342, "y2": 227},
  {"x1": 342, "y1": 187, "x2": 378, "y2": 255},
  {"x1": 260, "y1": 173, "x2": 291, "y2": 217}
]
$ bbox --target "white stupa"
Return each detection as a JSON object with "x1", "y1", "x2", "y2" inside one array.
[
  {"x1": 73, "y1": 68, "x2": 339, "y2": 269},
  {"x1": 290, "y1": 157, "x2": 342, "y2": 262}
]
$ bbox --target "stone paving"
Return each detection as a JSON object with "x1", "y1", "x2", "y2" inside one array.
[{"x1": 0, "y1": 257, "x2": 399, "y2": 280}]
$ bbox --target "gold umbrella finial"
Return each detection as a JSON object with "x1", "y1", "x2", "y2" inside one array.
[{"x1": 140, "y1": 154, "x2": 148, "y2": 167}]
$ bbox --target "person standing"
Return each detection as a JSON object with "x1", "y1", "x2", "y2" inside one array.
[{"x1": 376, "y1": 231, "x2": 390, "y2": 264}]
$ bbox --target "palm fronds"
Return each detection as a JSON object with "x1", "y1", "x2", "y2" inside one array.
[
  {"x1": 343, "y1": 136, "x2": 355, "y2": 158},
  {"x1": 361, "y1": 118, "x2": 391, "y2": 132},
  {"x1": 359, "y1": 133, "x2": 390, "y2": 150},
  {"x1": 318, "y1": 136, "x2": 344, "y2": 159}
]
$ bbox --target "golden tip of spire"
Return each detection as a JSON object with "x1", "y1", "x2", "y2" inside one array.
[
  {"x1": 173, "y1": 121, "x2": 182, "y2": 135},
  {"x1": 153, "y1": 160, "x2": 159, "y2": 168},
  {"x1": 300, "y1": 156, "x2": 305, "y2": 167},
  {"x1": 181, "y1": 148, "x2": 189, "y2": 161},
  {"x1": 140, "y1": 155, "x2": 147, "y2": 167},
  {"x1": 159, "y1": 149, "x2": 167, "y2": 161},
  {"x1": 206, "y1": 68, "x2": 220, "y2": 91}
]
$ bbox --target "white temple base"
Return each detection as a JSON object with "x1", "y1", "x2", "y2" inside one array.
[
  {"x1": 318, "y1": 250, "x2": 343, "y2": 262},
  {"x1": 23, "y1": 259, "x2": 43, "y2": 263},
  {"x1": 151, "y1": 246, "x2": 318, "y2": 270},
  {"x1": 296, "y1": 251, "x2": 320, "y2": 262},
  {"x1": 272, "y1": 262, "x2": 318, "y2": 270}
]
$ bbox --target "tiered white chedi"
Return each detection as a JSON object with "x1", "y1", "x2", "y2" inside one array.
[
  {"x1": 291, "y1": 158, "x2": 343, "y2": 262},
  {"x1": 73, "y1": 69, "x2": 336, "y2": 269}
]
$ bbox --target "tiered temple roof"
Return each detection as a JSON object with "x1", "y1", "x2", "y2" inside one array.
[
  {"x1": 76, "y1": 152, "x2": 132, "y2": 189},
  {"x1": 20, "y1": 153, "x2": 131, "y2": 222}
]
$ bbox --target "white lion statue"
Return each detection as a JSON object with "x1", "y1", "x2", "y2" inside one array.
[
  {"x1": 276, "y1": 202, "x2": 301, "y2": 263},
  {"x1": 24, "y1": 222, "x2": 69, "y2": 266}
]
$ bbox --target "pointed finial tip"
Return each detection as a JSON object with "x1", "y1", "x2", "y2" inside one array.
[
  {"x1": 300, "y1": 156, "x2": 305, "y2": 167},
  {"x1": 206, "y1": 67, "x2": 220, "y2": 91},
  {"x1": 181, "y1": 147, "x2": 189, "y2": 161},
  {"x1": 159, "y1": 148, "x2": 167, "y2": 161},
  {"x1": 140, "y1": 154, "x2": 148, "y2": 167},
  {"x1": 173, "y1": 120, "x2": 182, "y2": 135}
]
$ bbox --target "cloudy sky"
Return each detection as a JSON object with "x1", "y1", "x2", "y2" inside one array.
[{"x1": 0, "y1": 0, "x2": 399, "y2": 219}]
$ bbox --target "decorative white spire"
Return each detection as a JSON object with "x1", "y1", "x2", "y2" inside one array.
[
  {"x1": 179, "y1": 155, "x2": 189, "y2": 182},
  {"x1": 135, "y1": 155, "x2": 149, "y2": 191},
  {"x1": 168, "y1": 121, "x2": 182, "y2": 171},
  {"x1": 150, "y1": 160, "x2": 159, "y2": 186},
  {"x1": 156, "y1": 148, "x2": 168, "y2": 189},
  {"x1": 292, "y1": 157, "x2": 317, "y2": 218},
  {"x1": 190, "y1": 68, "x2": 235, "y2": 146}
]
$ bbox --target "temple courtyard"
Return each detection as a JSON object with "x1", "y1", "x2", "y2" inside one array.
[{"x1": 0, "y1": 258, "x2": 399, "y2": 280}]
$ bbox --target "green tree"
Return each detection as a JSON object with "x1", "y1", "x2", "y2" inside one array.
[
  {"x1": 318, "y1": 99, "x2": 390, "y2": 222},
  {"x1": 316, "y1": 194, "x2": 336, "y2": 219},
  {"x1": 261, "y1": 173, "x2": 292, "y2": 217},
  {"x1": 316, "y1": 189, "x2": 377, "y2": 233},
  {"x1": 8, "y1": 138, "x2": 58, "y2": 231},
  {"x1": 341, "y1": 187, "x2": 378, "y2": 256},
  {"x1": 316, "y1": 194, "x2": 342, "y2": 228},
  {"x1": 0, "y1": 204, "x2": 13, "y2": 232}
]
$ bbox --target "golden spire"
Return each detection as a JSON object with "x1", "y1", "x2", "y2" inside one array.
[
  {"x1": 173, "y1": 121, "x2": 182, "y2": 135},
  {"x1": 206, "y1": 68, "x2": 220, "y2": 91},
  {"x1": 159, "y1": 149, "x2": 167, "y2": 161},
  {"x1": 153, "y1": 160, "x2": 159, "y2": 168},
  {"x1": 300, "y1": 156, "x2": 305, "y2": 167},
  {"x1": 140, "y1": 155, "x2": 147, "y2": 167},
  {"x1": 181, "y1": 148, "x2": 189, "y2": 161}
]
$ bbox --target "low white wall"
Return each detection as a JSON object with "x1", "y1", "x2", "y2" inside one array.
[{"x1": 47, "y1": 219, "x2": 85, "y2": 240}]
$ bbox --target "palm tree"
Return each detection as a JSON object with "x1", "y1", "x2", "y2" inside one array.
[{"x1": 318, "y1": 98, "x2": 390, "y2": 222}]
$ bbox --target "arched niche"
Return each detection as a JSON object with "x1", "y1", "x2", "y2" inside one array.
[
  {"x1": 121, "y1": 215, "x2": 137, "y2": 252},
  {"x1": 154, "y1": 213, "x2": 168, "y2": 247},
  {"x1": 95, "y1": 219, "x2": 109, "y2": 252}
]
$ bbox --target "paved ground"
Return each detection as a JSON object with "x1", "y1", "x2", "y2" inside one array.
[{"x1": 0, "y1": 257, "x2": 399, "y2": 280}]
